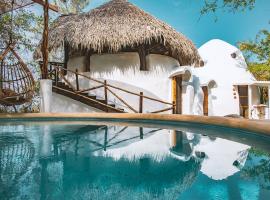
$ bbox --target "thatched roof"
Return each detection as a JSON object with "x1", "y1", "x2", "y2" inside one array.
[{"x1": 35, "y1": 0, "x2": 201, "y2": 66}]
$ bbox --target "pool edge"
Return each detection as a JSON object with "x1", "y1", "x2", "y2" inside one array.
[{"x1": 0, "y1": 113, "x2": 269, "y2": 135}]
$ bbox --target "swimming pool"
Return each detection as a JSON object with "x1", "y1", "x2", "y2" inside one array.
[{"x1": 0, "y1": 116, "x2": 270, "y2": 200}]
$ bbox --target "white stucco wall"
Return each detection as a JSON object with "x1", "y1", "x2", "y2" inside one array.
[
  {"x1": 67, "y1": 53, "x2": 180, "y2": 113},
  {"x1": 192, "y1": 39, "x2": 260, "y2": 117},
  {"x1": 63, "y1": 40, "x2": 263, "y2": 118},
  {"x1": 182, "y1": 84, "x2": 195, "y2": 114},
  {"x1": 51, "y1": 93, "x2": 103, "y2": 113}
]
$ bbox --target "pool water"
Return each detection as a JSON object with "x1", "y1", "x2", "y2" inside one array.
[{"x1": 0, "y1": 122, "x2": 270, "y2": 200}]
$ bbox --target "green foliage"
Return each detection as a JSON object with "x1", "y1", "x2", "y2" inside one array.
[
  {"x1": 248, "y1": 147, "x2": 270, "y2": 157},
  {"x1": 200, "y1": 0, "x2": 256, "y2": 15},
  {"x1": 54, "y1": 0, "x2": 91, "y2": 14},
  {"x1": 238, "y1": 29, "x2": 270, "y2": 81},
  {"x1": 241, "y1": 148, "x2": 270, "y2": 189},
  {"x1": 0, "y1": 9, "x2": 43, "y2": 52}
]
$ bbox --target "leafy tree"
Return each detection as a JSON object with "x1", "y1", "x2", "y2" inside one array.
[
  {"x1": 54, "y1": 0, "x2": 91, "y2": 14},
  {"x1": 200, "y1": 0, "x2": 256, "y2": 15},
  {"x1": 0, "y1": 9, "x2": 43, "y2": 51},
  {"x1": 0, "y1": 8, "x2": 43, "y2": 112},
  {"x1": 238, "y1": 29, "x2": 270, "y2": 103},
  {"x1": 238, "y1": 29, "x2": 270, "y2": 81},
  {"x1": 200, "y1": 1, "x2": 269, "y2": 81}
]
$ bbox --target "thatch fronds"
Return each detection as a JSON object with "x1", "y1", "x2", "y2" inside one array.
[{"x1": 35, "y1": 0, "x2": 201, "y2": 66}]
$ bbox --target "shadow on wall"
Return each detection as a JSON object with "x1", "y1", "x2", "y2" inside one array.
[
  {"x1": 65, "y1": 53, "x2": 181, "y2": 112},
  {"x1": 51, "y1": 93, "x2": 103, "y2": 113},
  {"x1": 88, "y1": 53, "x2": 179, "y2": 76},
  {"x1": 192, "y1": 75, "x2": 204, "y2": 115}
]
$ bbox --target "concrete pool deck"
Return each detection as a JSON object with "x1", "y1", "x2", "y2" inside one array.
[{"x1": 0, "y1": 113, "x2": 269, "y2": 135}]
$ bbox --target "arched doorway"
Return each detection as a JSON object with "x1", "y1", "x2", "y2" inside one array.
[
  {"x1": 171, "y1": 68, "x2": 192, "y2": 114},
  {"x1": 202, "y1": 86, "x2": 208, "y2": 116},
  {"x1": 237, "y1": 85, "x2": 249, "y2": 118},
  {"x1": 172, "y1": 76, "x2": 183, "y2": 114}
]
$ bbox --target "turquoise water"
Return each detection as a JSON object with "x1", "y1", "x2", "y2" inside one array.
[{"x1": 0, "y1": 122, "x2": 270, "y2": 200}]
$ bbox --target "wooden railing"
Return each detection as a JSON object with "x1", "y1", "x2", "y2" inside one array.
[{"x1": 42, "y1": 62, "x2": 176, "y2": 114}]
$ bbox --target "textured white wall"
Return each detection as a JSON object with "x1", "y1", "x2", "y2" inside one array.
[
  {"x1": 51, "y1": 93, "x2": 103, "y2": 113},
  {"x1": 67, "y1": 53, "x2": 180, "y2": 113},
  {"x1": 193, "y1": 39, "x2": 260, "y2": 117},
  {"x1": 89, "y1": 53, "x2": 178, "y2": 101},
  {"x1": 68, "y1": 56, "x2": 86, "y2": 72},
  {"x1": 40, "y1": 79, "x2": 52, "y2": 113},
  {"x1": 182, "y1": 84, "x2": 195, "y2": 114}
]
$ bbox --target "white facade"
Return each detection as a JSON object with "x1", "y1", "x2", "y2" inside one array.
[
  {"x1": 63, "y1": 53, "x2": 182, "y2": 113},
  {"x1": 51, "y1": 93, "x2": 103, "y2": 113},
  {"x1": 191, "y1": 39, "x2": 269, "y2": 118},
  {"x1": 40, "y1": 79, "x2": 52, "y2": 113},
  {"x1": 52, "y1": 39, "x2": 269, "y2": 119}
]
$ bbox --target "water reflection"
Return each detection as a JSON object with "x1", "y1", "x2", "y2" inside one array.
[
  {"x1": 0, "y1": 123, "x2": 269, "y2": 200},
  {"x1": 0, "y1": 133, "x2": 35, "y2": 199}
]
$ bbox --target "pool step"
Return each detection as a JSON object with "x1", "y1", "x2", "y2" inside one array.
[{"x1": 52, "y1": 81, "x2": 125, "y2": 113}]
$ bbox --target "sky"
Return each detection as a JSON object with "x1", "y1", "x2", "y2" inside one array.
[
  {"x1": 30, "y1": 0, "x2": 270, "y2": 49},
  {"x1": 82, "y1": 0, "x2": 270, "y2": 48}
]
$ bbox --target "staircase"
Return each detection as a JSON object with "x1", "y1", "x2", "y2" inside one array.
[
  {"x1": 46, "y1": 62, "x2": 175, "y2": 114},
  {"x1": 52, "y1": 81, "x2": 125, "y2": 113}
]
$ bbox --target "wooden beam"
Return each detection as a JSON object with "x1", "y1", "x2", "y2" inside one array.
[
  {"x1": 63, "y1": 41, "x2": 69, "y2": 75},
  {"x1": 84, "y1": 52, "x2": 91, "y2": 72},
  {"x1": 138, "y1": 47, "x2": 148, "y2": 71},
  {"x1": 41, "y1": 0, "x2": 49, "y2": 79},
  {"x1": 175, "y1": 76, "x2": 182, "y2": 114},
  {"x1": 268, "y1": 86, "x2": 270, "y2": 120},
  {"x1": 31, "y1": 0, "x2": 58, "y2": 12},
  {"x1": 0, "y1": 46, "x2": 11, "y2": 61}
]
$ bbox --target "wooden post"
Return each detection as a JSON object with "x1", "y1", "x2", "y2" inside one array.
[
  {"x1": 268, "y1": 85, "x2": 270, "y2": 120},
  {"x1": 49, "y1": 63, "x2": 52, "y2": 79},
  {"x1": 49, "y1": 63, "x2": 52, "y2": 73},
  {"x1": 85, "y1": 52, "x2": 91, "y2": 72},
  {"x1": 104, "y1": 80, "x2": 108, "y2": 104},
  {"x1": 39, "y1": 61, "x2": 43, "y2": 79},
  {"x1": 75, "y1": 69, "x2": 79, "y2": 91},
  {"x1": 172, "y1": 101, "x2": 176, "y2": 114},
  {"x1": 138, "y1": 47, "x2": 147, "y2": 71},
  {"x1": 248, "y1": 85, "x2": 252, "y2": 119},
  {"x1": 55, "y1": 68, "x2": 58, "y2": 86},
  {"x1": 64, "y1": 41, "x2": 69, "y2": 75},
  {"x1": 139, "y1": 92, "x2": 143, "y2": 113},
  {"x1": 104, "y1": 127, "x2": 108, "y2": 151},
  {"x1": 0, "y1": 61, "x2": 3, "y2": 95},
  {"x1": 175, "y1": 76, "x2": 183, "y2": 114},
  {"x1": 140, "y1": 127, "x2": 143, "y2": 139},
  {"x1": 41, "y1": 0, "x2": 49, "y2": 79}
]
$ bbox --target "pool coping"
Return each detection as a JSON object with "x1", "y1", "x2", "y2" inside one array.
[{"x1": 0, "y1": 113, "x2": 269, "y2": 135}]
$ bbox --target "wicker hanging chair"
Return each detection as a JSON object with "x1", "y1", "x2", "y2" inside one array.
[{"x1": 0, "y1": 44, "x2": 35, "y2": 106}]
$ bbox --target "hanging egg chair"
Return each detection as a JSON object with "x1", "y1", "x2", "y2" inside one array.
[{"x1": 0, "y1": 44, "x2": 35, "y2": 106}]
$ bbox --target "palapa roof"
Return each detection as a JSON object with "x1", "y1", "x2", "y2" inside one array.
[{"x1": 35, "y1": 0, "x2": 201, "y2": 66}]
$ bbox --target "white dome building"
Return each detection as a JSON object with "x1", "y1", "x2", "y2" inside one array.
[{"x1": 190, "y1": 39, "x2": 270, "y2": 119}]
